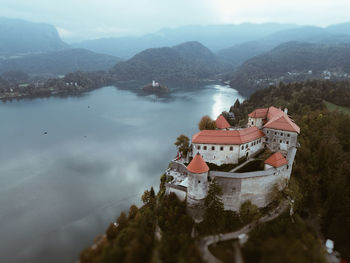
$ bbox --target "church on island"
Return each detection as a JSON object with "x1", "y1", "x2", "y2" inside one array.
[{"x1": 165, "y1": 106, "x2": 300, "y2": 214}]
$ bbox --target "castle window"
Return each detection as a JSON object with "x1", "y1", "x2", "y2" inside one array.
[
  {"x1": 267, "y1": 130, "x2": 269, "y2": 134},
  {"x1": 203, "y1": 146, "x2": 207, "y2": 150},
  {"x1": 275, "y1": 132, "x2": 277, "y2": 135},
  {"x1": 220, "y1": 146, "x2": 224, "y2": 151},
  {"x1": 211, "y1": 146, "x2": 215, "y2": 151},
  {"x1": 251, "y1": 142, "x2": 253, "y2": 146},
  {"x1": 280, "y1": 140, "x2": 282, "y2": 143},
  {"x1": 198, "y1": 180, "x2": 201, "y2": 183},
  {"x1": 197, "y1": 145, "x2": 201, "y2": 150},
  {"x1": 251, "y1": 121, "x2": 254, "y2": 125},
  {"x1": 281, "y1": 132, "x2": 283, "y2": 136},
  {"x1": 288, "y1": 134, "x2": 290, "y2": 137},
  {"x1": 230, "y1": 146, "x2": 233, "y2": 151},
  {"x1": 241, "y1": 145, "x2": 244, "y2": 150},
  {"x1": 287, "y1": 165, "x2": 289, "y2": 169},
  {"x1": 273, "y1": 139, "x2": 276, "y2": 142},
  {"x1": 246, "y1": 144, "x2": 248, "y2": 149},
  {"x1": 287, "y1": 141, "x2": 289, "y2": 144}
]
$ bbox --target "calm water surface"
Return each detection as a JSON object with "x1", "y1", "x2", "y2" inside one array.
[{"x1": 0, "y1": 84, "x2": 243, "y2": 263}]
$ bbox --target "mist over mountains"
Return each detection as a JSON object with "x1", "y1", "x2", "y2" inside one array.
[
  {"x1": 2, "y1": 16, "x2": 350, "y2": 95},
  {"x1": 72, "y1": 23, "x2": 299, "y2": 58},
  {"x1": 0, "y1": 17, "x2": 67, "y2": 56}
]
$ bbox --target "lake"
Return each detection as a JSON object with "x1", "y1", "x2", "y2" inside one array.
[{"x1": 0, "y1": 84, "x2": 244, "y2": 263}]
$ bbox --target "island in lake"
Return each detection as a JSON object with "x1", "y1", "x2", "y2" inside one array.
[{"x1": 142, "y1": 80, "x2": 170, "y2": 93}]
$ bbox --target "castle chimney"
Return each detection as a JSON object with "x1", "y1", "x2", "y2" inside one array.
[{"x1": 284, "y1": 108, "x2": 288, "y2": 114}]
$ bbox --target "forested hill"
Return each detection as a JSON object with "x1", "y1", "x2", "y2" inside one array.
[
  {"x1": 80, "y1": 79, "x2": 350, "y2": 263},
  {"x1": 229, "y1": 42, "x2": 350, "y2": 96},
  {"x1": 109, "y1": 41, "x2": 222, "y2": 83},
  {"x1": 230, "y1": 80, "x2": 350, "y2": 262},
  {"x1": 216, "y1": 26, "x2": 350, "y2": 70},
  {"x1": 0, "y1": 49, "x2": 121, "y2": 76}
]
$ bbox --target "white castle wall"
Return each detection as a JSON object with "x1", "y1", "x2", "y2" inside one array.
[
  {"x1": 263, "y1": 128, "x2": 298, "y2": 151},
  {"x1": 208, "y1": 147, "x2": 297, "y2": 211},
  {"x1": 210, "y1": 166, "x2": 291, "y2": 211},
  {"x1": 192, "y1": 139, "x2": 264, "y2": 165},
  {"x1": 187, "y1": 171, "x2": 208, "y2": 200},
  {"x1": 248, "y1": 117, "x2": 264, "y2": 128}
]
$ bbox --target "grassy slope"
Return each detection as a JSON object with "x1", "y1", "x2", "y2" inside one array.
[{"x1": 324, "y1": 100, "x2": 350, "y2": 115}]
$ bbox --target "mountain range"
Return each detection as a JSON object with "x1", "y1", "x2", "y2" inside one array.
[
  {"x1": 2, "y1": 16, "x2": 350, "y2": 95},
  {"x1": 217, "y1": 24, "x2": 350, "y2": 69},
  {"x1": 229, "y1": 41, "x2": 350, "y2": 95},
  {"x1": 73, "y1": 23, "x2": 299, "y2": 59},
  {"x1": 0, "y1": 17, "x2": 121, "y2": 77}
]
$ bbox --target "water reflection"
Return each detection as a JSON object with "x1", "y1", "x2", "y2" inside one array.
[
  {"x1": 0, "y1": 85, "x2": 243, "y2": 263},
  {"x1": 211, "y1": 84, "x2": 245, "y2": 118}
]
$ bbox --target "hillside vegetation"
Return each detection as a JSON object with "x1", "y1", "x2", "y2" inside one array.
[
  {"x1": 229, "y1": 42, "x2": 350, "y2": 95},
  {"x1": 230, "y1": 80, "x2": 350, "y2": 261},
  {"x1": 110, "y1": 41, "x2": 222, "y2": 82},
  {"x1": 0, "y1": 48, "x2": 121, "y2": 76},
  {"x1": 216, "y1": 25, "x2": 350, "y2": 70}
]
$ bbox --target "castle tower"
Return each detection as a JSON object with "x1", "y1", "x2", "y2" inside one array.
[{"x1": 187, "y1": 153, "x2": 209, "y2": 202}]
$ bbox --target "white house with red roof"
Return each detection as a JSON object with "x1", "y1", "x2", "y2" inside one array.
[
  {"x1": 249, "y1": 106, "x2": 300, "y2": 151},
  {"x1": 165, "y1": 106, "x2": 300, "y2": 214},
  {"x1": 192, "y1": 127, "x2": 265, "y2": 165}
]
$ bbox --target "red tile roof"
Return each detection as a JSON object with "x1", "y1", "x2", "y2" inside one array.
[
  {"x1": 187, "y1": 153, "x2": 209, "y2": 174},
  {"x1": 215, "y1": 114, "x2": 231, "y2": 129},
  {"x1": 264, "y1": 152, "x2": 288, "y2": 168},
  {"x1": 192, "y1": 127, "x2": 265, "y2": 145},
  {"x1": 264, "y1": 113, "x2": 300, "y2": 133},
  {"x1": 249, "y1": 106, "x2": 300, "y2": 133},
  {"x1": 248, "y1": 108, "x2": 269, "y2": 118}
]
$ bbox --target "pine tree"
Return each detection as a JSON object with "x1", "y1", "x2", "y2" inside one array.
[{"x1": 203, "y1": 179, "x2": 224, "y2": 232}]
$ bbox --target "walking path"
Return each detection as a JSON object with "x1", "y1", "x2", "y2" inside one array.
[{"x1": 196, "y1": 201, "x2": 289, "y2": 263}]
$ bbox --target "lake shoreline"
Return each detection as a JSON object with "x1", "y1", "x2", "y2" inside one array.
[{"x1": 0, "y1": 79, "x2": 228, "y2": 102}]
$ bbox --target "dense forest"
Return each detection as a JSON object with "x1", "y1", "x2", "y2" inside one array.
[
  {"x1": 80, "y1": 79, "x2": 350, "y2": 262},
  {"x1": 230, "y1": 79, "x2": 350, "y2": 261}
]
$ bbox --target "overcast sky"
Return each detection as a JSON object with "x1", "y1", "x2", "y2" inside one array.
[{"x1": 1, "y1": 0, "x2": 350, "y2": 42}]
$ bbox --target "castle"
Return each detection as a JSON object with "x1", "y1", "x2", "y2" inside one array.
[{"x1": 165, "y1": 106, "x2": 300, "y2": 213}]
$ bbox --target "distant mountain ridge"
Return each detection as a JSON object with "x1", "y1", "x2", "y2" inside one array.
[
  {"x1": 0, "y1": 17, "x2": 68, "y2": 56},
  {"x1": 73, "y1": 23, "x2": 299, "y2": 58},
  {"x1": 216, "y1": 25, "x2": 350, "y2": 70},
  {"x1": 110, "y1": 41, "x2": 221, "y2": 82},
  {"x1": 0, "y1": 48, "x2": 122, "y2": 76},
  {"x1": 229, "y1": 41, "x2": 350, "y2": 95}
]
